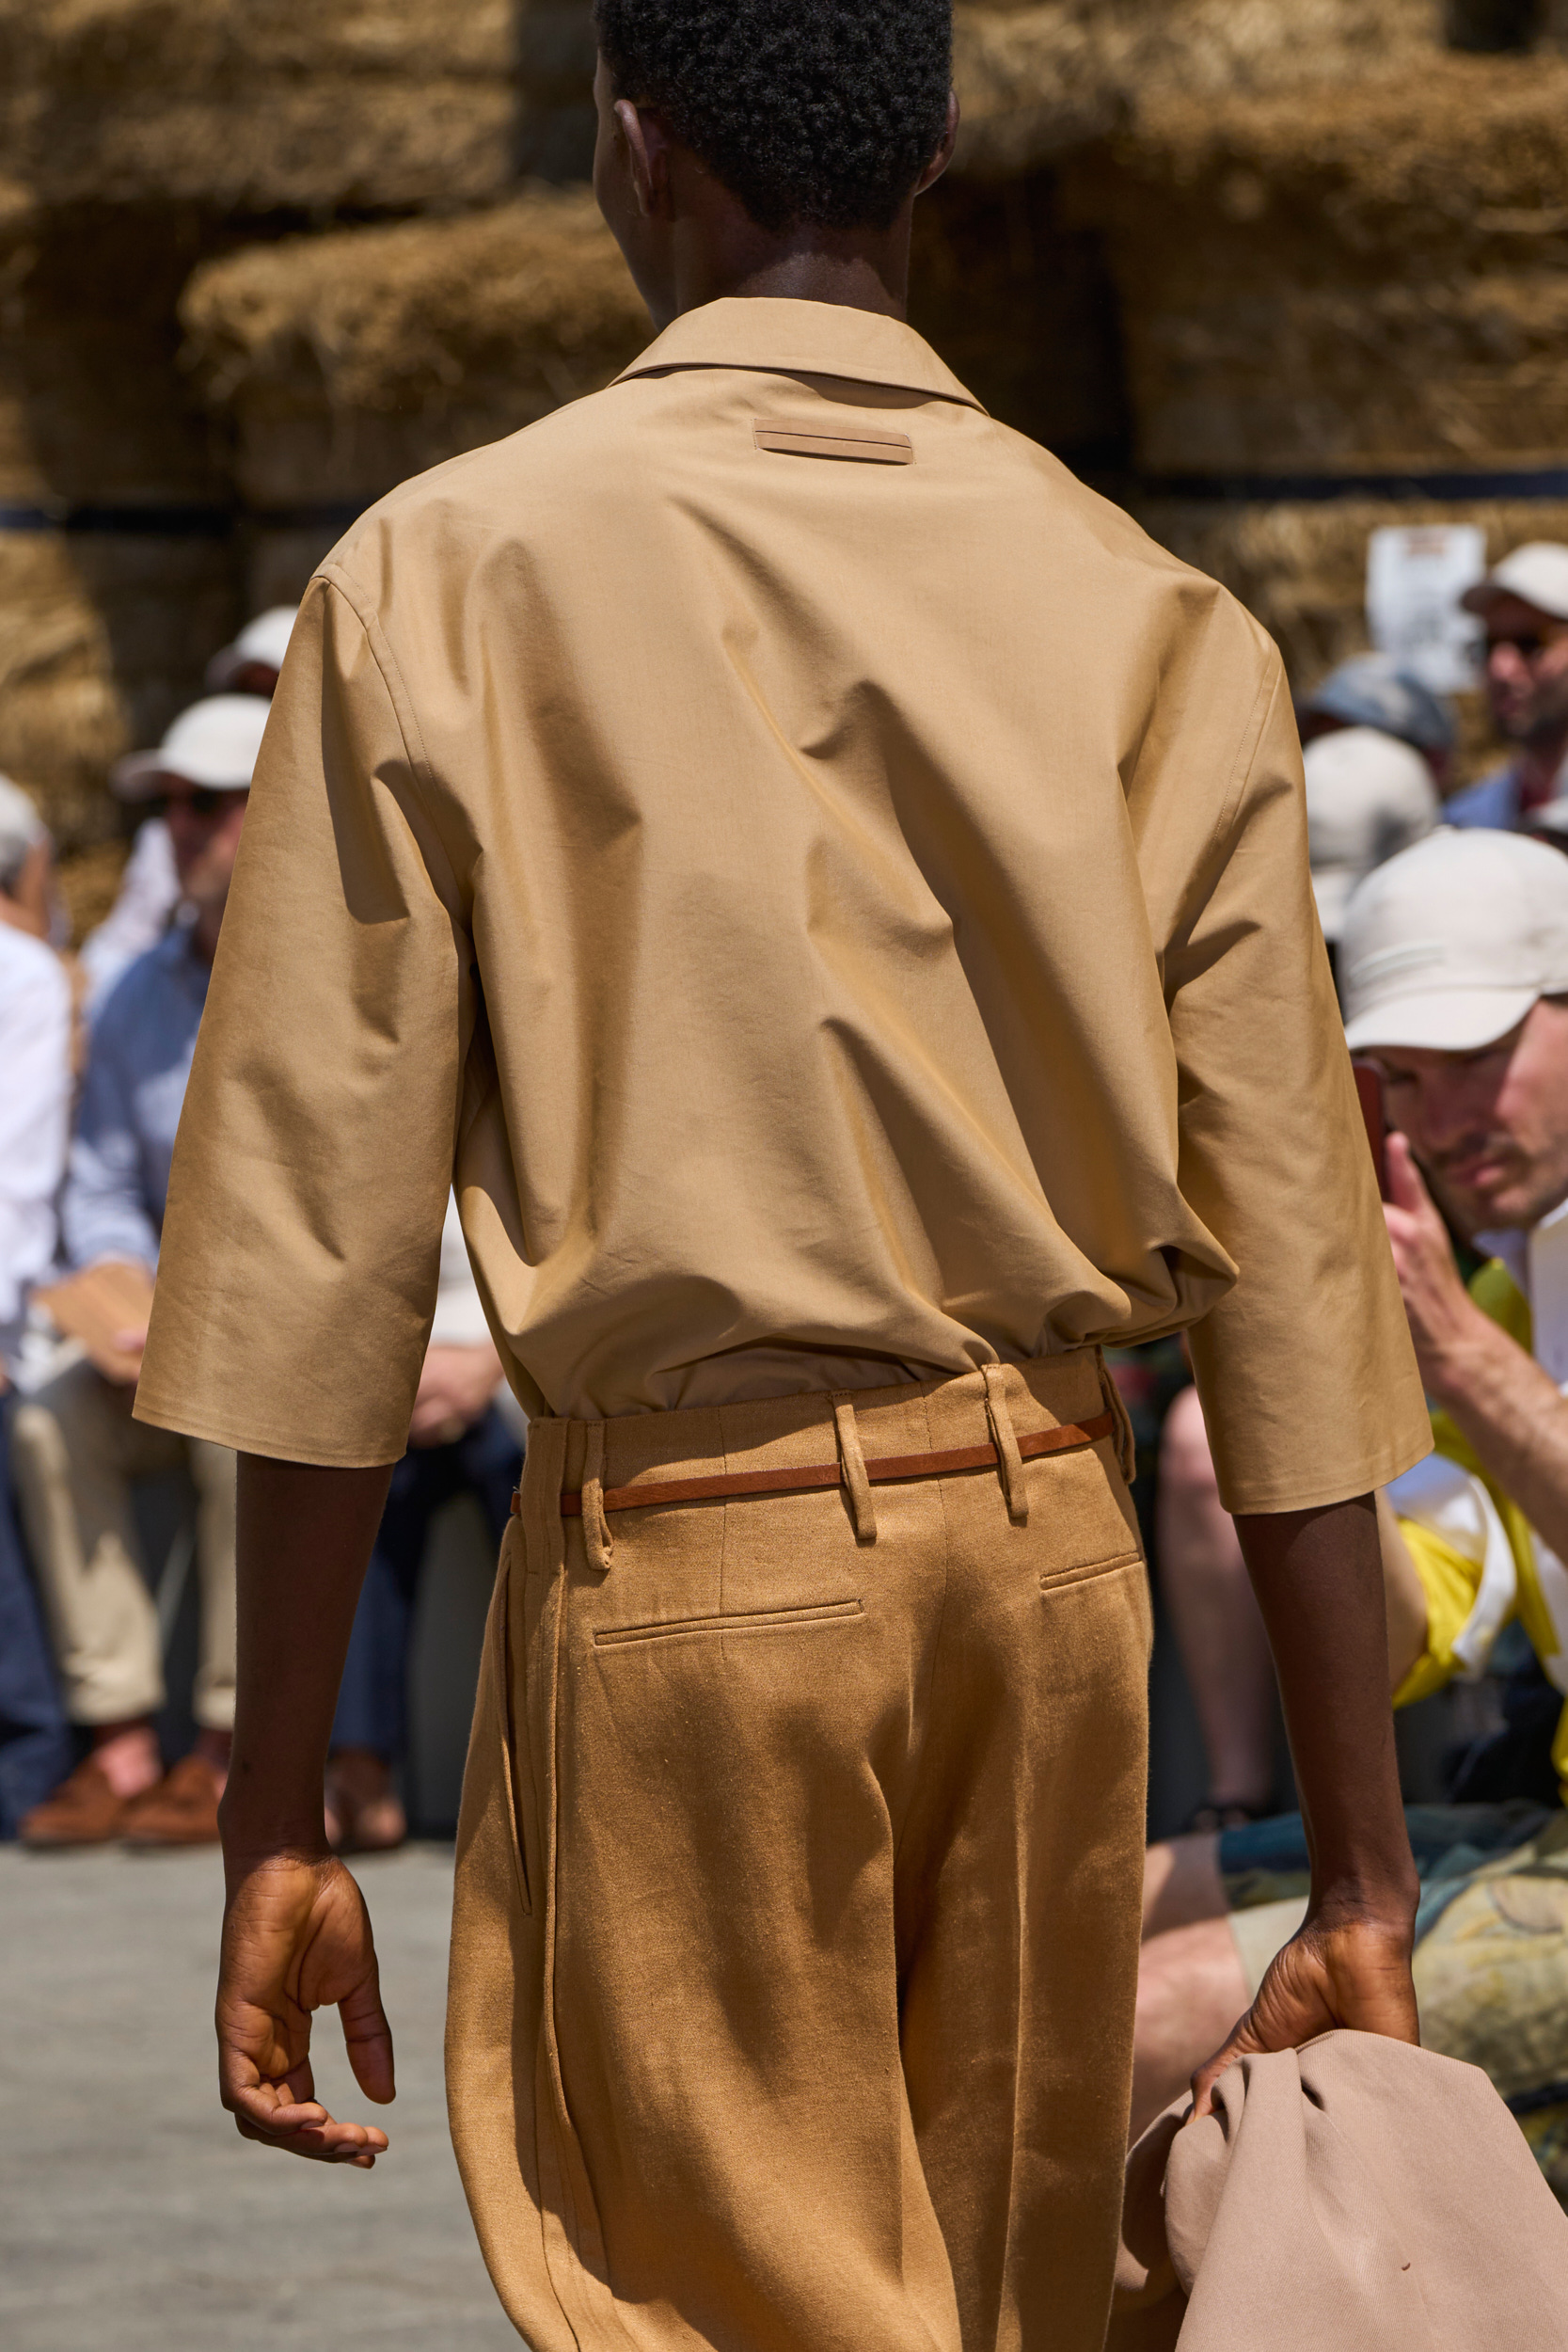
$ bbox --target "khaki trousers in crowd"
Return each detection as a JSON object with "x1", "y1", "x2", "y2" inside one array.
[
  {"x1": 448, "y1": 1352, "x2": 1152, "y2": 2352},
  {"x1": 10, "y1": 1355, "x2": 237, "y2": 1729}
]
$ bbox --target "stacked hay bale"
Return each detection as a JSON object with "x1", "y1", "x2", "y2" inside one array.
[
  {"x1": 12, "y1": 0, "x2": 1568, "y2": 925},
  {"x1": 1061, "y1": 51, "x2": 1568, "y2": 730},
  {"x1": 0, "y1": 0, "x2": 521, "y2": 929},
  {"x1": 180, "y1": 189, "x2": 653, "y2": 612}
]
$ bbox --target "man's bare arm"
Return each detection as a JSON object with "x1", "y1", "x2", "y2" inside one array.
[
  {"x1": 216, "y1": 1454, "x2": 395, "y2": 2166},
  {"x1": 1191, "y1": 1494, "x2": 1419, "y2": 2108},
  {"x1": 1386, "y1": 1131, "x2": 1568, "y2": 1557}
]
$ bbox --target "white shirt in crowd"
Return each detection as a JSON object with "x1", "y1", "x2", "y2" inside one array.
[
  {"x1": 0, "y1": 926, "x2": 71, "y2": 1375},
  {"x1": 430, "y1": 1194, "x2": 494, "y2": 1348}
]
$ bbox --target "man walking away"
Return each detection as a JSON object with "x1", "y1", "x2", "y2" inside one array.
[{"x1": 135, "y1": 8, "x2": 1431, "y2": 2346}]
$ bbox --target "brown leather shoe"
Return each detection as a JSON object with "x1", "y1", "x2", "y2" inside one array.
[
  {"x1": 19, "y1": 1755, "x2": 132, "y2": 1848},
  {"x1": 121, "y1": 1752, "x2": 223, "y2": 1847}
]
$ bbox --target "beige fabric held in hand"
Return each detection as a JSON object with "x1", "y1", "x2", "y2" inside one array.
[{"x1": 1111, "y1": 2030, "x2": 1568, "y2": 2350}]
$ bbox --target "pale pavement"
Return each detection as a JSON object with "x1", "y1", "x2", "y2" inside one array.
[{"x1": 0, "y1": 1840, "x2": 517, "y2": 2349}]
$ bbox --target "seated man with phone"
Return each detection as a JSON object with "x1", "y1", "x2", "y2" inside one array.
[{"x1": 1138, "y1": 828, "x2": 1568, "y2": 2198}]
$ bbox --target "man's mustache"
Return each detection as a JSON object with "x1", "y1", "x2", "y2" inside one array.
[{"x1": 1423, "y1": 1131, "x2": 1515, "y2": 1183}]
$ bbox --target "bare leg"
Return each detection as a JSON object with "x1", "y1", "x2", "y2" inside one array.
[
  {"x1": 1132, "y1": 1916, "x2": 1250, "y2": 2140},
  {"x1": 1156, "y1": 1385, "x2": 1276, "y2": 1816},
  {"x1": 1142, "y1": 1830, "x2": 1227, "y2": 1941}
]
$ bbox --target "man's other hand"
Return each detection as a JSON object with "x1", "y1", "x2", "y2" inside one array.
[
  {"x1": 1190, "y1": 1899, "x2": 1418, "y2": 2116},
  {"x1": 1384, "y1": 1132, "x2": 1488, "y2": 1391},
  {"x1": 217, "y1": 1851, "x2": 394, "y2": 2166},
  {"x1": 408, "y1": 1341, "x2": 503, "y2": 1449}
]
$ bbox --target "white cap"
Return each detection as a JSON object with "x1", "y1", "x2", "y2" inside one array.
[
  {"x1": 1460, "y1": 543, "x2": 1568, "y2": 625},
  {"x1": 1340, "y1": 827, "x2": 1568, "y2": 1053},
  {"x1": 110, "y1": 694, "x2": 270, "y2": 802},
  {"x1": 0, "y1": 771, "x2": 47, "y2": 888},
  {"x1": 1304, "y1": 725, "x2": 1440, "y2": 941},
  {"x1": 204, "y1": 604, "x2": 298, "y2": 692}
]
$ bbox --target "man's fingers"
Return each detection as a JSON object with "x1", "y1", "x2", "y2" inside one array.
[
  {"x1": 340, "y1": 1969, "x2": 396, "y2": 2105},
  {"x1": 1190, "y1": 2015, "x2": 1264, "y2": 2117},
  {"x1": 228, "y1": 2078, "x2": 390, "y2": 2162},
  {"x1": 234, "y1": 2107, "x2": 390, "y2": 2164},
  {"x1": 1384, "y1": 1131, "x2": 1430, "y2": 1215}
]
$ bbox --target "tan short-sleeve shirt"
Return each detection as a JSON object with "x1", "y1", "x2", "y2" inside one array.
[{"x1": 135, "y1": 296, "x2": 1429, "y2": 1512}]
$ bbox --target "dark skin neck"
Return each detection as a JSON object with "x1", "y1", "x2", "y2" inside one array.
[{"x1": 591, "y1": 56, "x2": 959, "y2": 332}]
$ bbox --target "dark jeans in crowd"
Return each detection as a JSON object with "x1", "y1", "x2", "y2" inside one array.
[
  {"x1": 331, "y1": 1406, "x2": 522, "y2": 1761},
  {"x1": 0, "y1": 1391, "x2": 73, "y2": 1836}
]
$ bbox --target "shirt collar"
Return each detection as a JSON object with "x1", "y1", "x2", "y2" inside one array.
[{"x1": 614, "y1": 296, "x2": 986, "y2": 412}]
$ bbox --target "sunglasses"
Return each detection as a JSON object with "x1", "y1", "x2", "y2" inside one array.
[
  {"x1": 1488, "y1": 625, "x2": 1568, "y2": 660},
  {"x1": 147, "y1": 786, "x2": 231, "y2": 820}
]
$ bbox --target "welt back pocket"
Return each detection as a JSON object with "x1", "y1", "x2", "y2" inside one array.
[
  {"x1": 1039, "y1": 1549, "x2": 1144, "y2": 1597},
  {"x1": 595, "y1": 1598, "x2": 863, "y2": 1648}
]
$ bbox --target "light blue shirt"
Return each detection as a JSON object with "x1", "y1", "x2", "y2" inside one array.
[
  {"x1": 63, "y1": 924, "x2": 209, "y2": 1273},
  {"x1": 1444, "y1": 764, "x2": 1520, "y2": 831}
]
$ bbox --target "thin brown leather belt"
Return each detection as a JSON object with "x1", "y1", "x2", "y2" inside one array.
[{"x1": 518, "y1": 1407, "x2": 1117, "y2": 1520}]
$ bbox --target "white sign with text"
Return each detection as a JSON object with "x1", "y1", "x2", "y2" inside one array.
[{"x1": 1366, "y1": 523, "x2": 1487, "y2": 693}]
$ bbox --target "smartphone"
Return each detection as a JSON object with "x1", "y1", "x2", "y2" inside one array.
[{"x1": 1352, "y1": 1058, "x2": 1390, "y2": 1201}]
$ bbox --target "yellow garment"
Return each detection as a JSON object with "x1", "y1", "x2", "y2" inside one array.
[{"x1": 1394, "y1": 1257, "x2": 1568, "y2": 1796}]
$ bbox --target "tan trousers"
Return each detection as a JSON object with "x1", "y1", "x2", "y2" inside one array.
[
  {"x1": 448, "y1": 1352, "x2": 1152, "y2": 2352},
  {"x1": 10, "y1": 1356, "x2": 237, "y2": 1729}
]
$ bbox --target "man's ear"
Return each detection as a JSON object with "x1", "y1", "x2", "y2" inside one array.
[
  {"x1": 615, "y1": 99, "x2": 675, "y2": 220},
  {"x1": 915, "y1": 91, "x2": 960, "y2": 198}
]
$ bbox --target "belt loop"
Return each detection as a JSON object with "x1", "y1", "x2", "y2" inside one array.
[
  {"x1": 1096, "y1": 1349, "x2": 1137, "y2": 1486},
  {"x1": 983, "y1": 1364, "x2": 1030, "y2": 1526},
  {"x1": 580, "y1": 1421, "x2": 614, "y2": 1574},
  {"x1": 832, "y1": 1394, "x2": 879, "y2": 1544}
]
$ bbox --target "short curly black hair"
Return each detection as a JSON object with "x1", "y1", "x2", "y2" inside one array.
[{"x1": 594, "y1": 1, "x2": 953, "y2": 235}]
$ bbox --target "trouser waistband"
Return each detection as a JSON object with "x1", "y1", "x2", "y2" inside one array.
[{"x1": 513, "y1": 1349, "x2": 1135, "y2": 1572}]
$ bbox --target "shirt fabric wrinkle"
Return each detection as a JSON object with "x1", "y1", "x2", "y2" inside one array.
[{"x1": 135, "y1": 295, "x2": 1429, "y2": 1514}]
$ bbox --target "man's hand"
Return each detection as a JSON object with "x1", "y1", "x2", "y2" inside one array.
[
  {"x1": 218, "y1": 1851, "x2": 393, "y2": 2166},
  {"x1": 1201, "y1": 1496, "x2": 1421, "y2": 2110},
  {"x1": 1192, "y1": 1903, "x2": 1418, "y2": 2114},
  {"x1": 222, "y1": 1457, "x2": 396, "y2": 2167},
  {"x1": 108, "y1": 1324, "x2": 148, "y2": 1383},
  {"x1": 408, "y1": 1341, "x2": 503, "y2": 1449},
  {"x1": 1384, "y1": 1133, "x2": 1491, "y2": 1394}
]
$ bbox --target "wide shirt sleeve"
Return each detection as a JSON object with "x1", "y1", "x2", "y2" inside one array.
[
  {"x1": 1151, "y1": 644, "x2": 1431, "y2": 1515},
  {"x1": 134, "y1": 577, "x2": 469, "y2": 1466}
]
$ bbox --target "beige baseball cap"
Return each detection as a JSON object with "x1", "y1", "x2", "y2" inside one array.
[
  {"x1": 1304, "y1": 725, "x2": 1440, "y2": 941},
  {"x1": 1340, "y1": 826, "x2": 1568, "y2": 1053},
  {"x1": 110, "y1": 694, "x2": 270, "y2": 802},
  {"x1": 1460, "y1": 542, "x2": 1568, "y2": 625}
]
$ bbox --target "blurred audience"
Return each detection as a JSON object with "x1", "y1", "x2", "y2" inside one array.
[
  {"x1": 10, "y1": 696, "x2": 264, "y2": 1849},
  {"x1": 1303, "y1": 724, "x2": 1440, "y2": 979},
  {"x1": 1297, "y1": 652, "x2": 1456, "y2": 789},
  {"x1": 325, "y1": 1197, "x2": 523, "y2": 1852},
  {"x1": 1136, "y1": 831, "x2": 1568, "y2": 2195},
  {"x1": 203, "y1": 603, "x2": 297, "y2": 697},
  {"x1": 1446, "y1": 543, "x2": 1568, "y2": 832},
  {"x1": 0, "y1": 777, "x2": 74, "y2": 1833},
  {"x1": 81, "y1": 603, "x2": 296, "y2": 1007}
]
